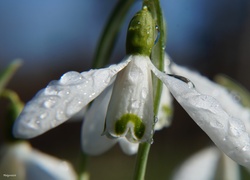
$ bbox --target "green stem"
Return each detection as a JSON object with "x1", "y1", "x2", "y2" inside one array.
[
  {"x1": 133, "y1": 143, "x2": 151, "y2": 180},
  {"x1": 78, "y1": 151, "x2": 90, "y2": 180}
]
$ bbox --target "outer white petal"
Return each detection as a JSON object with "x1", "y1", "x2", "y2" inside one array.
[
  {"x1": 0, "y1": 142, "x2": 77, "y2": 180},
  {"x1": 81, "y1": 84, "x2": 118, "y2": 155},
  {"x1": 172, "y1": 147, "x2": 240, "y2": 180},
  {"x1": 219, "y1": 152, "x2": 241, "y2": 180},
  {"x1": 172, "y1": 147, "x2": 221, "y2": 180},
  {"x1": 105, "y1": 55, "x2": 154, "y2": 143},
  {"x1": 171, "y1": 63, "x2": 250, "y2": 133},
  {"x1": 13, "y1": 57, "x2": 131, "y2": 139},
  {"x1": 150, "y1": 64, "x2": 250, "y2": 169},
  {"x1": 118, "y1": 138, "x2": 138, "y2": 155}
]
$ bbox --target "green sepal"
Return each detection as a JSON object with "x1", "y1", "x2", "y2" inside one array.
[{"x1": 126, "y1": 6, "x2": 155, "y2": 56}]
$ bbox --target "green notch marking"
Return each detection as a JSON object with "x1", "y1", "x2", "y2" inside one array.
[{"x1": 115, "y1": 114, "x2": 145, "y2": 139}]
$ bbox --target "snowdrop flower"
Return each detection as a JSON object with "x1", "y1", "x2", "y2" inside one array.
[
  {"x1": 0, "y1": 142, "x2": 77, "y2": 180},
  {"x1": 13, "y1": 7, "x2": 171, "y2": 147},
  {"x1": 172, "y1": 147, "x2": 240, "y2": 180},
  {"x1": 82, "y1": 55, "x2": 172, "y2": 156},
  {"x1": 13, "y1": 5, "x2": 250, "y2": 168}
]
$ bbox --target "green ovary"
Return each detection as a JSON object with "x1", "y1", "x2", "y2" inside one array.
[{"x1": 115, "y1": 113, "x2": 145, "y2": 140}]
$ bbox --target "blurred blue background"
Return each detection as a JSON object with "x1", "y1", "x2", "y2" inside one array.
[{"x1": 1, "y1": 0, "x2": 250, "y2": 179}]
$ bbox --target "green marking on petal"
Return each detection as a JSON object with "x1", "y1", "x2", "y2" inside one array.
[
  {"x1": 162, "y1": 105, "x2": 172, "y2": 117},
  {"x1": 115, "y1": 113, "x2": 145, "y2": 140}
]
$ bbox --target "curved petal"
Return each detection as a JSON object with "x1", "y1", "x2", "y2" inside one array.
[
  {"x1": 118, "y1": 138, "x2": 138, "y2": 155},
  {"x1": 171, "y1": 64, "x2": 250, "y2": 133},
  {"x1": 81, "y1": 84, "x2": 118, "y2": 156},
  {"x1": 172, "y1": 147, "x2": 220, "y2": 180},
  {"x1": 0, "y1": 142, "x2": 77, "y2": 180},
  {"x1": 26, "y1": 150, "x2": 77, "y2": 180},
  {"x1": 13, "y1": 57, "x2": 131, "y2": 139},
  {"x1": 150, "y1": 64, "x2": 250, "y2": 169},
  {"x1": 172, "y1": 147, "x2": 240, "y2": 180}
]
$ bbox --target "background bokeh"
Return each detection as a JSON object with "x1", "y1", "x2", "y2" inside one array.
[{"x1": 1, "y1": 0, "x2": 250, "y2": 179}]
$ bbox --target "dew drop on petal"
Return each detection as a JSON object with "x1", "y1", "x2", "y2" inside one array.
[
  {"x1": 210, "y1": 120, "x2": 224, "y2": 129},
  {"x1": 242, "y1": 145, "x2": 250, "y2": 152},
  {"x1": 131, "y1": 100, "x2": 140, "y2": 109},
  {"x1": 187, "y1": 81, "x2": 195, "y2": 88},
  {"x1": 39, "y1": 112, "x2": 48, "y2": 120},
  {"x1": 128, "y1": 65, "x2": 143, "y2": 83},
  {"x1": 154, "y1": 116, "x2": 158, "y2": 123},
  {"x1": 56, "y1": 110, "x2": 67, "y2": 121},
  {"x1": 229, "y1": 118, "x2": 245, "y2": 137},
  {"x1": 60, "y1": 71, "x2": 84, "y2": 85},
  {"x1": 43, "y1": 96, "x2": 58, "y2": 108},
  {"x1": 141, "y1": 87, "x2": 147, "y2": 99}
]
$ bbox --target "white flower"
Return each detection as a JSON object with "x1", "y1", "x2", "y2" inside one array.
[
  {"x1": 12, "y1": 5, "x2": 250, "y2": 169},
  {"x1": 172, "y1": 147, "x2": 240, "y2": 180},
  {"x1": 0, "y1": 142, "x2": 77, "y2": 180},
  {"x1": 81, "y1": 56, "x2": 173, "y2": 155},
  {"x1": 13, "y1": 7, "x2": 173, "y2": 150}
]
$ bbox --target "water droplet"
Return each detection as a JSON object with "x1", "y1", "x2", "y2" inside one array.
[
  {"x1": 210, "y1": 120, "x2": 224, "y2": 129},
  {"x1": 58, "y1": 89, "x2": 71, "y2": 97},
  {"x1": 39, "y1": 113, "x2": 47, "y2": 119},
  {"x1": 60, "y1": 71, "x2": 84, "y2": 85},
  {"x1": 36, "y1": 120, "x2": 40, "y2": 124},
  {"x1": 141, "y1": 87, "x2": 147, "y2": 99},
  {"x1": 131, "y1": 100, "x2": 140, "y2": 109},
  {"x1": 154, "y1": 116, "x2": 158, "y2": 123},
  {"x1": 56, "y1": 110, "x2": 67, "y2": 121},
  {"x1": 128, "y1": 65, "x2": 143, "y2": 83},
  {"x1": 88, "y1": 92, "x2": 96, "y2": 98},
  {"x1": 229, "y1": 118, "x2": 245, "y2": 137},
  {"x1": 44, "y1": 97, "x2": 58, "y2": 108},
  {"x1": 150, "y1": 138, "x2": 154, "y2": 144},
  {"x1": 242, "y1": 145, "x2": 250, "y2": 151},
  {"x1": 187, "y1": 81, "x2": 194, "y2": 88}
]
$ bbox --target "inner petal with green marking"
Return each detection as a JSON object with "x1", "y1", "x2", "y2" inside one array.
[{"x1": 115, "y1": 113, "x2": 145, "y2": 141}]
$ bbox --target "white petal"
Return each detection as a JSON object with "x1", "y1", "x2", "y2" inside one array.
[
  {"x1": 0, "y1": 142, "x2": 77, "y2": 180},
  {"x1": 220, "y1": 152, "x2": 241, "y2": 180},
  {"x1": 118, "y1": 138, "x2": 139, "y2": 155},
  {"x1": 26, "y1": 150, "x2": 77, "y2": 180},
  {"x1": 105, "y1": 55, "x2": 154, "y2": 143},
  {"x1": 150, "y1": 64, "x2": 250, "y2": 168},
  {"x1": 171, "y1": 63, "x2": 250, "y2": 133},
  {"x1": 172, "y1": 147, "x2": 220, "y2": 180},
  {"x1": 81, "y1": 84, "x2": 117, "y2": 155},
  {"x1": 172, "y1": 147, "x2": 240, "y2": 180},
  {"x1": 13, "y1": 57, "x2": 131, "y2": 139}
]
